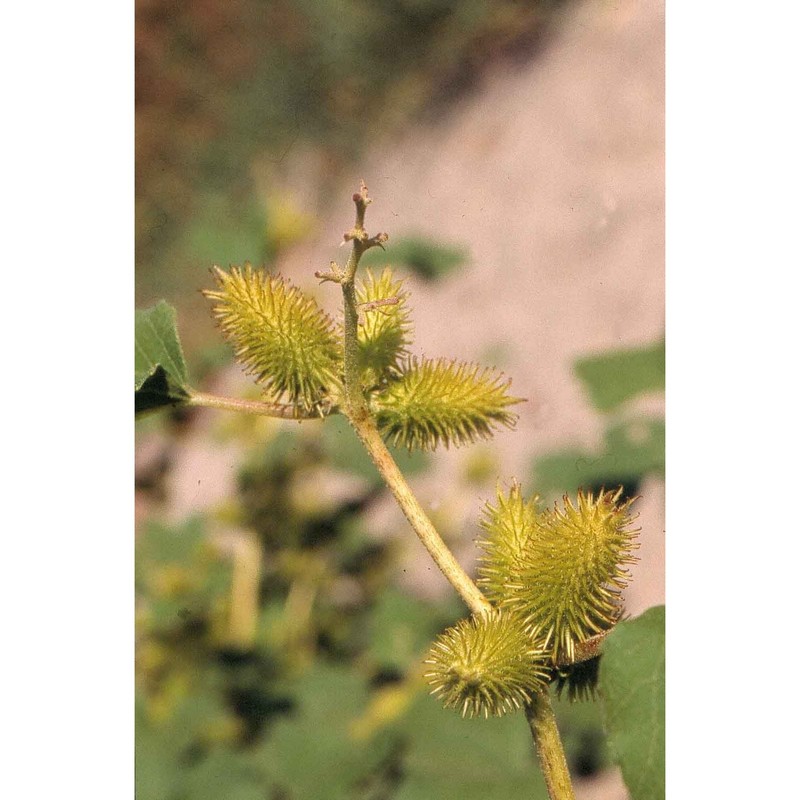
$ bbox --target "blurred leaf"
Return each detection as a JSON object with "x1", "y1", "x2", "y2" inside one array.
[
  {"x1": 323, "y1": 414, "x2": 429, "y2": 485},
  {"x1": 532, "y1": 416, "x2": 665, "y2": 495},
  {"x1": 598, "y1": 606, "x2": 665, "y2": 800},
  {"x1": 256, "y1": 664, "x2": 396, "y2": 800},
  {"x1": 366, "y1": 590, "x2": 458, "y2": 673},
  {"x1": 181, "y1": 750, "x2": 270, "y2": 800},
  {"x1": 137, "y1": 516, "x2": 205, "y2": 565},
  {"x1": 183, "y1": 192, "x2": 270, "y2": 267},
  {"x1": 360, "y1": 235, "x2": 469, "y2": 281},
  {"x1": 575, "y1": 339, "x2": 665, "y2": 412},
  {"x1": 135, "y1": 704, "x2": 182, "y2": 800},
  {"x1": 552, "y1": 690, "x2": 611, "y2": 779},
  {"x1": 136, "y1": 518, "x2": 231, "y2": 629},
  {"x1": 264, "y1": 192, "x2": 315, "y2": 255},
  {"x1": 135, "y1": 300, "x2": 191, "y2": 414},
  {"x1": 135, "y1": 687, "x2": 239, "y2": 800},
  {"x1": 394, "y1": 691, "x2": 548, "y2": 800}
]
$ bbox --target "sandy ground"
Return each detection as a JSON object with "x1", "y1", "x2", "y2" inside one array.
[{"x1": 144, "y1": 2, "x2": 664, "y2": 796}]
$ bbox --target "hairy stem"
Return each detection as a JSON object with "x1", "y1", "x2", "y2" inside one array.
[
  {"x1": 337, "y1": 184, "x2": 490, "y2": 615},
  {"x1": 526, "y1": 694, "x2": 576, "y2": 800},
  {"x1": 349, "y1": 414, "x2": 492, "y2": 616},
  {"x1": 337, "y1": 184, "x2": 575, "y2": 800},
  {"x1": 187, "y1": 390, "x2": 324, "y2": 420}
]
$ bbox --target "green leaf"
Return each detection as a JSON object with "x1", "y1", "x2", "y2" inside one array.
[
  {"x1": 360, "y1": 235, "x2": 469, "y2": 282},
  {"x1": 135, "y1": 301, "x2": 191, "y2": 414},
  {"x1": 364, "y1": 590, "x2": 466, "y2": 676},
  {"x1": 394, "y1": 690, "x2": 548, "y2": 800},
  {"x1": 255, "y1": 664, "x2": 395, "y2": 800},
  {"x1": 532, "y1": 416, "x2": 665, "y2": 495},
  {"x1": 574, "y1": 339, "x2": 665, "y2": 412},
  {"x1": 598, "y1": 605, "x2": 665, "y2": 800},
  {"x1": 552, "y1": 689, "x2": 612, "y2": 778},
  {"x1": 181, "y1": 750, "x2": 270, "y2": 800},
  {"x1": 366, "y1": 590, "x2": 449, "y2": 672},
  {"x1": 136, "y1": 518, "x2": 231, "y2": 630}
]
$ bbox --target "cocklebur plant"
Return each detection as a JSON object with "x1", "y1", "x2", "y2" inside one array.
[{"x1": 135, "y1": 183, "x2": 658, "y2": 800}]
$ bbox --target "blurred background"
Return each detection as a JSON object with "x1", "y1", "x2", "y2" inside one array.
[{"x1": 135, "y1": 0, "x2": 664, "y2": 798}]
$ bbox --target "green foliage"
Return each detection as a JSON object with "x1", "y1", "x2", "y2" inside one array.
[
  {"x1": 182, "y1": 192, "x2": 271, "y2": 270},
  {"x1": 393, "y1": 690, "x2": 549, "y2": 800},
  {"x1": 356, "y1": 267, "x2": 413, "y2": 386},
  {"x1": 366, "y1": 589, "x2": 463, "y2": 674},
  {"x1": 533, "y1": 417, "x2": 665, "y2": 495},
  {"x1": 551, "y1": 687, "x2": 612, "y2": 778},
  {"x1": 204, "y1": 265, "x2": 341, "y2": 411},
  {"x1": 136, "y1": 1, "x2": 549, "y2": 303},
  {"x1": 598, "y1": 606, "x2": 665, "y2": 800},
  {"x1": 135, "y1": 301, "x2": 190, "y2": 414},
  {"x1": 136, "y1": 517, "x2": 230, "y2": 629},
  {"x1": 532, "y1": 336, "x2": 665, "y2": 499},
  {"x1": 360, "y1": 235, "x2": 469, "y2": 281},
  {"x1": 575, "y1": 339, "x2": 665, "y2": 412},
  {"x1": 257, "y1": 664, "x2": 397, "y2": 800},
  {"x1": 136, "y1": 697, "x2": 270, "y2": 800},
  {"x1": 425, "y1": 609, "x2": 550, "y2": 719},
  {"x1": 374, "y1": 357, "x2": 520, "y2": 450}
]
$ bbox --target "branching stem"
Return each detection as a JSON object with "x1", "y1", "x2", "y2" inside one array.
[
  {"x1": 334, "y1": 185, "x2": 578, "y2": 800},
  {"x1": 337, "y1": 184, "x2": 490, "y2": 616},
  {"x1": 193, "y1": 184, "x2": 583, "y2": 800},
  {"x1": 187, "y1": 390, "x2": 326, "y2": 420}
]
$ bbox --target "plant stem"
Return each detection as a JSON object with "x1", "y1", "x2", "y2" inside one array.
[
  {"x1": 337, "y1": 184, "x2": 490, "y2": 616},
  {"x1": 337, "y1": 184, "x2": 575, "y2": 800},
  {"x1": 187, "y1": 390, "x2": 322, "y2": 419},
  {"x1": 526, "y1": 693, "x2": 576, "y2": 800},
  {"x1": 350, "y1": 414, "x2": 492, "y2": 616}
]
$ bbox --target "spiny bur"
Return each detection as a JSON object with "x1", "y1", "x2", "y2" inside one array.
[
  {"x1": 354, "y1": 267, "x2": 412, "y2": 387},
  {"x1": 476, "y1": 481, "x2": 539, "y2": 603},
  {"x1": 424, "y1": 609, "x2": 550, "y2": 719},
  {"x1": 203, "y1": 265, "x2": 341, "y2": 412},
  {"x1": 507, "y1": 488, "x2": 640, "y2": 665},
  {"x1": 373, "y1": 357, "x2": 520, "y2": 451}
]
